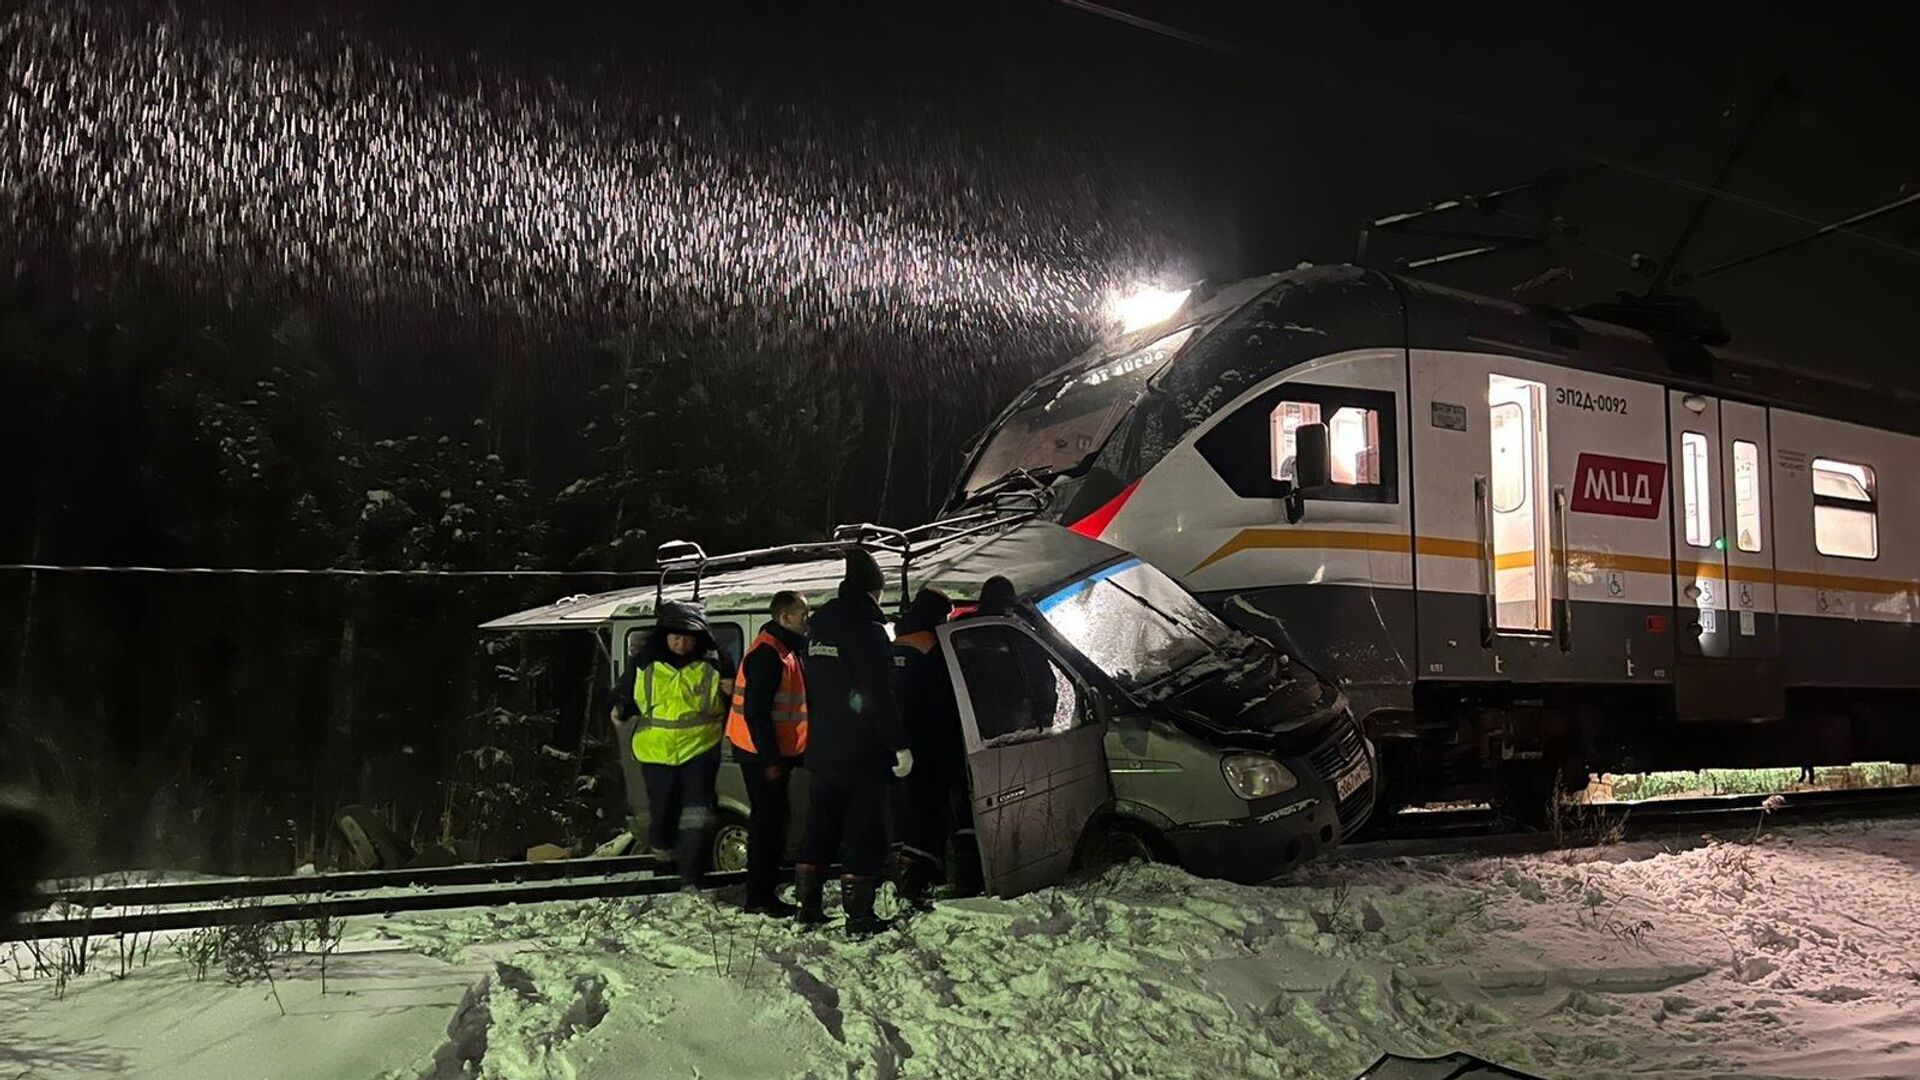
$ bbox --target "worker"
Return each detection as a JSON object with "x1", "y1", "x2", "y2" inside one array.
[
  {"x1": 889, "y1": 586, "x2": 959, "y2": 907},
  {"x1": 726, "y1": 590, "x2": 812, "y2": 916},
  {"x1": 612, "y1": 600, "x2": 731, "y2": 886},
  {"x1": 794, "y1": 549, "x2": 911, "y2": 935},
  {"x1": 0, "y1": 797, "x2": 55, "y2": 927}
]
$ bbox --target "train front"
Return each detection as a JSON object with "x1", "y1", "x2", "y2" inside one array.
[{"x1": 945, "y1": 272, "x2": 1381, "y2": 850}]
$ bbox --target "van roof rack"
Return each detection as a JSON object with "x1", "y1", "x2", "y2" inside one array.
[{"x1": 653, "y1": 490, "x2": 1050, "y2": 613}]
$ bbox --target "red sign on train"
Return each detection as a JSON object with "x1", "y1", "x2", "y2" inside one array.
[{"x1": 1569, "y1": 453, "x2": 1665, "y2": 519}]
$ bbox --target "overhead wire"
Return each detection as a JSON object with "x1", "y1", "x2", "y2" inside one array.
[
  {"x1": 0, "y1": 563, "x2": 650, "y2": 578},
  {"x1": 1052, "y1": 0, "x2": 1920, "y2": 266}
]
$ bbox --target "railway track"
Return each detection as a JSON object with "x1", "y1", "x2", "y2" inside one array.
[
  {"x1": 12, "y1": 785, "x2": 1920, "y2": 942},
  {"x1": 1350, "y1": 782, "x2": 1920, "y2": 855},
  {"x1": 9, "y1": 861, "x2": 741, "y2": 943}
]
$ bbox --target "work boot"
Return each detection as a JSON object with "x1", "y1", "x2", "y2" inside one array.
[
  {"x1": 950, "y1": 832, "x2": 985, "y2": 898},
  {"x1": 891, "y1": 851, "x2": 937, "y2": 912},
  {"x1": 842, "y1": 876, "x2": 886, "y2": 938},
  {"x1": 793, "y1": 863, "x2": 828, "y2": 927},
  {"x1": 744, "y1": 893, "x2": 799, "y2": 919}
]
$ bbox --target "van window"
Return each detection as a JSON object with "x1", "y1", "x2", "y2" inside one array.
[
  {"x1": 1812, "y1": 457, "x2": 1877, "y2": 559},
  {"x1": 949, "y1": 625, "x2": 1082, "y2": 744},
  {"x1": 1037, "y1": 558, "x2": 1233, "y2": 694}
]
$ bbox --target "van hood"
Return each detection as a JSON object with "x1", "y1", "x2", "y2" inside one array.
[{"x1": 1158, "y1": 647, "x2": 1348, "y2": 748}]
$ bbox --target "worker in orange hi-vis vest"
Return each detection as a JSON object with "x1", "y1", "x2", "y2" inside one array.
[{"x1": 725, "y1": 590, "x2": 811, "y2": 916}]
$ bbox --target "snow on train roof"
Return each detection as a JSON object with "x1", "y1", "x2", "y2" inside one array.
[{"x1": 479, "y1": 521, "x2": 1125, "y2": 631}]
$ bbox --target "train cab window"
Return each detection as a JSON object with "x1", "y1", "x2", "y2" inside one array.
[
  {"x1": 1272, "y1": 402, "x2": 1382, "y2": 486},
  {"x1": 1681, "y1": 432, "x2": 1712, "y2": 548},
  {"x1": 1812, "y1": 458, "x2": 1878, "y2": 560},
  {"x1": 1197, "y1": 382, "x2": 1397, "y2": 503},
  {"x1": 1732, "y1": 440, "x2": 1762, "y2": 553}
]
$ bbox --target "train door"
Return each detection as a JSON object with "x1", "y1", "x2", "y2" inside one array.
[
  {"x1": 1720, "y1": 401, "x2": 1780, "y2": 664},
  {"x1": 1667, "y1": 393, "x2": 1782, "y2": 719},
  {"x1": 1488, "y1": 374, "x2": 1555, "y2": 637},
  {"x1": 937, "y1": 617, "x2": 1110, "y2": 898},
  {"x1": 1412, "y1": 350, "x2": 1672, "y2": 686}
]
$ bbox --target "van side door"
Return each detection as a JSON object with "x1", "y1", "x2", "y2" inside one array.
[{"x1": 935, "y1": 617, "x2": 1111, "y2": 898}]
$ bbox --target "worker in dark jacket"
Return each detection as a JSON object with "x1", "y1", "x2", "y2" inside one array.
[
  {"x1": 0, "y1": 797, "x2": 55, "y2": 926},
  {"x1": 890, "y1": 587, "x2": 959, "y2": 907},
  {"x1": 795, "y1": 549, "x2": 911, "y2": 935},
  {"x1": 613, "y1": 600, "x2": 732, "y2": 886},
  {"x1": 725, "y1": 590, "x2": 811, "y2": 916}
]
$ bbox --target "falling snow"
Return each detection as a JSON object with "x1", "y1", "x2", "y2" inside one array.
[{"x1": 1, "y1": 1, "x2": 1162, "y2": 358}]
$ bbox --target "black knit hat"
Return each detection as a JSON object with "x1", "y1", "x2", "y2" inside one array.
[
  {"x1": 977, "y1": 575, "x2": 1018, "y2": 614},
  {"x1": 897, "y1": 587, "x2": 954, "y2": 635},
  {"x1": 844, "y1": 548, "x2": 887, "y2": 594}
]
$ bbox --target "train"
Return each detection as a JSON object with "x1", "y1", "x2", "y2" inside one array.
[{"x1": 949, "y1": 265, "x2": 1920, "y2": 808}]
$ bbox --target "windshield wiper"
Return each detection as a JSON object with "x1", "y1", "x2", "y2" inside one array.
[{"x1": 960, "y1": 465, "x2": 1059, "y2": 505}]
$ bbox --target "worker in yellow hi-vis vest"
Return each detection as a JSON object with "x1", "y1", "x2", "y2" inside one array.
[{"x1": 612, "y1": 600, "x2": 733, "y2": 884}]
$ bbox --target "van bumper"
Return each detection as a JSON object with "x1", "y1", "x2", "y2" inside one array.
[
  {"x1": 1161, "y1": 791, "x2": 1345, "y2": 883},
  {"x1": 1163, "y1": 720, "x2": 1377, "y2": 883}
]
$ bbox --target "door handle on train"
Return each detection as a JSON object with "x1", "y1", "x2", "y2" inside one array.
[
  {"x1": 1475, "y1": 475, "x2": 1495, "y2": 646},
  {"x1": 1554, "y1": 486, "x2": 1572, "y2": 652}
]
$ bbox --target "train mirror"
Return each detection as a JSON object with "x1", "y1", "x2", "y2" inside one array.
[{"x1": 1293, "y1": 422, "x2": 1332, "y2": 491}]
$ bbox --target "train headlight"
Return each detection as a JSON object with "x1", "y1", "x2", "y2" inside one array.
[
  {"x1": 1221, "y1": 753, "x2": 1298, "y2": 799},
  {"x1": 1107, "y1": 285, "x2": 1192, "y2": 333}
]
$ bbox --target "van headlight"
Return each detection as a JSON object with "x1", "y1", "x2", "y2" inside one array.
[{"x1": 1221, "y1": 754, "x2": 1298, "y2": 799}]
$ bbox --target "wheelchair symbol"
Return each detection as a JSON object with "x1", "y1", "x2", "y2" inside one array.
[
  {"x1": 1738, "y1": 583, "x2": 1753, "y2": 608},
  {"x1": 1606, "y1": 572, "x2": 1625, "y2": 598}
]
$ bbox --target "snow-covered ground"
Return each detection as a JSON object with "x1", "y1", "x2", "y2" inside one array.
[{"x1": 6, "y1": 817, "x2": 1919, "y2": 1079}]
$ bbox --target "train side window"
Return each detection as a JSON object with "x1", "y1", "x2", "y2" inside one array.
[
  {"x1": 1812, "y1": 457, "x2": 1878, "y2": 560},
  {"x1": 1489, "y1": 402, "x2": 1527, "y2": 512},
  {"x1": 1197, "y1": 382, "x2": 1397, "y2": 503},
  {"x1": 1681, "y1": 432, "x2": 1711, "y2": 548},
  {"x1": 1732, "y1": 440, "x2": 1762, "y2": 553}
]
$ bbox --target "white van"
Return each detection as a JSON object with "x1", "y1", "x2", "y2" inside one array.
[{"x1": 485, "y1": 516, "x2": 1375, "y2": 894}]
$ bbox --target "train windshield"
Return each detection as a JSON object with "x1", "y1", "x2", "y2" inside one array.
[
  {"x1": 1036, "y1": 556, "x2": 1237, "y2": 695},
  {"x1": 960, "y1": 327, "x2": 1193, "y2": 497}
]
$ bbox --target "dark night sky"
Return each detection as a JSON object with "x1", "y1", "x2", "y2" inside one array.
[{"x1": 198, "y1": 0, "x2": 1920, "y2": 381}]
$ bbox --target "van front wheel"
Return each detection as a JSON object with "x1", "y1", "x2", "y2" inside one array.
[
  {"x1": 710, "y1": 812, "x2": 751, "y2": 875},
  {"x1": 1076, "y1": 817, "x2": 1172, "y2": 874}
]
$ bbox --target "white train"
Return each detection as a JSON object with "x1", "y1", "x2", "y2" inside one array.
[{"x1": 947, "y1": 266, "x2": 1920, "y2": 806}]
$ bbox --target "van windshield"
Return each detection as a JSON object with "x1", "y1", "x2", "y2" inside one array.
[
  {"x1": 1035, "y1": 557, "x2": 1235, "y2": 695},
  {"x1": 960, "y1": 327, "x2": 1193, "y2": 497}
]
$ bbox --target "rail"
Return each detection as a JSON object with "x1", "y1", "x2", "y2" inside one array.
[
  {"x1": 1353, "y1": 783, "x2": 1920, "y2": 852},
  {"x1": 8, "y1": 868, "x2": 743, "y2": 942}
]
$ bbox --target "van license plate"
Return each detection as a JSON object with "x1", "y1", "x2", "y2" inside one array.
[{"x1": 1334, "y1": 756, "x2": 1372, "y2": 801}]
